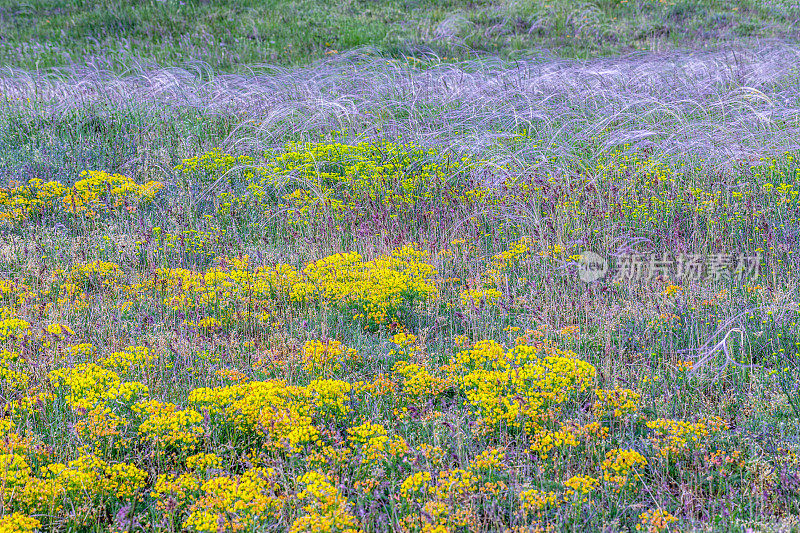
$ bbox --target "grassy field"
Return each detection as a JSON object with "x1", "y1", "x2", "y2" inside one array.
[
  {"x1": 0, "y1": 0, "x2": 799, "y2": 71},
  {"x1": 0, "y1": 1, "x2": 800, "y2": 532}
]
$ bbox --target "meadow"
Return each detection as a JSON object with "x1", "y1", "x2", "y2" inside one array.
[
  {"x1": 1, "y1": 1, "x2": 800, "y2": 532},
  {"x1": 2, "y1": 0, "x2": 799, "y2": 70}
]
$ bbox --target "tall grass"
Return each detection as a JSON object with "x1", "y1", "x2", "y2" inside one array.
[{"x1": 3, "y1": 42, "x2": 799, "y2": 167}]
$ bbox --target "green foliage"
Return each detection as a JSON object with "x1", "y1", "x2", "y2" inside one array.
[{"x1": 0, "y1": 0, "x2": 798, "y2": 72}]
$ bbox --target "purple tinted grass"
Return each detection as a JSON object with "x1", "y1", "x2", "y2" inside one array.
[{"x1": 1, "y1": 42, "x2": 798, "y2": 176}]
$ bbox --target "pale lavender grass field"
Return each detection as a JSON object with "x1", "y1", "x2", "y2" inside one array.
[{"x1": 3, "y1": 41, "x2": 800, "y2": 175}]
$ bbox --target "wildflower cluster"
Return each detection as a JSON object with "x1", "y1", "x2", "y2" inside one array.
[
  {"x1": 448, "y1": 339, "x2": 596, "y2": 433},
  {"x1": 646, "y1": 417, "x2": 729, "y2": 458},
  {"x1": 0, "y1": 172, "x2": 163, "y2": 224},
  {"x1": 177, "y1": 141, "x2": 478, "y2": 234},
  {"x1": 594, "y1": 387, "x2": 641, "y2": 420},
  {"x1": 601, "y1": 449, "x2": 648, "y2": 489},
  {"x1": 291, "y1": 245, "x2": 438, "y2": 329}
]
